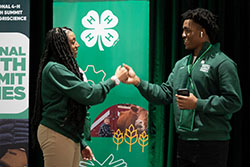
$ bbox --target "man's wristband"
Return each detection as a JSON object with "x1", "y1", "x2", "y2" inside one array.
[{"x1": 111, "y1": 75, "x2": 120, "y2": 85}]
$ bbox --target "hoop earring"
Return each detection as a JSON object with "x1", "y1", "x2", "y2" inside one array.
[{"x1": 200, "y1": 32, "x2": 203, "y2": 38}]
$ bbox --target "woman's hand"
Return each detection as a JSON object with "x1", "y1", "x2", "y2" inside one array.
[
  {"x1": 114, "y1": 65, "x2": 128, "y2": 83},
  {"x1": 81, "y1": 146, "x2": 96, "y2": 161}
]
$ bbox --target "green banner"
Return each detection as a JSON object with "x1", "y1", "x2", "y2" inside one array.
[
  {"x1": 0, "y1": 0, "x2": 29, "y2": 166},
  {"x1": 53, "y1": 0, "x2": 149, "y2": 166},
  {"x1": 0, "y1": 0, "x2": 29, "y2": 118}
]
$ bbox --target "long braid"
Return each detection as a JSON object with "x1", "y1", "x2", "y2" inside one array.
[
  {"x1": 55, "y1": 28, "x2": 87, "y2": 132},
  {"x1": 31, "y1": 43, "x2": 50, "y2": 148},
  {"x1": 31, "y1": 27, "x2": 87, "y2": 148},
  {"x1": 66, "y1": 56, "x2": 86, "y2": 133}
]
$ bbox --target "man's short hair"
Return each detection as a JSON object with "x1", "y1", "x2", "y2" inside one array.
[{"x1": 182, "y1": 8, "x2": 219, "y2": 44}]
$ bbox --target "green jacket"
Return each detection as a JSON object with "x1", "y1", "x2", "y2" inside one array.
[
  {"x1": 137, "y1": 42, "x2": 242, "y2": 140},
  {"x1": 40, "y1": 61, "x2": 115, "y2": 147}
]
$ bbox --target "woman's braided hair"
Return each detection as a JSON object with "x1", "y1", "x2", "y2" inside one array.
[
  {"x1": 181, "y1": 8, "x2": 219, "y2": 44},
  {"x1": 31, "y1": 27, "x2": 87, "y2": 147}
]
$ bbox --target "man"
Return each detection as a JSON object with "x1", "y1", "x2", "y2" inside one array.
[{"x1": 122, "y1": 8, "x2": 242, "y2": 167}]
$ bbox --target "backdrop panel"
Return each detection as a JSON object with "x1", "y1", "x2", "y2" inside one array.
[
  {"x1": 0, "y1": 0, "x2": 29, "y2": 166},
  {"x1": 53, "y1": 0, "x2": 149, "y2": 166}
]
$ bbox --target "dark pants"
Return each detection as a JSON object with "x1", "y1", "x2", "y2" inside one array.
[{"x1": 177, "y1": 139, "x2": 229, "y2": 167}]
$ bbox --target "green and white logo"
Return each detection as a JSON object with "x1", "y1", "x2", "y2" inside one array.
[{"x1": 81, "y1": 10, "x2": 119, "y2": 51}]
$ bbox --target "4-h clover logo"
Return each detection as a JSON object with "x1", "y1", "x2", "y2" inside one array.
[{"x1": 81, "y1": 10, "x2": 119, "y2": 51}]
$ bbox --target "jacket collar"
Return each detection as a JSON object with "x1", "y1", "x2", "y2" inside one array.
[
  {"x1": 197, "y1": 42, "x2": 221, "y2": 56},
  {"x1": 188, "y1": 42, "x2": 220, "y2": 65},
  {"x1": 196, "y1": 42, "x2": 211, "y2": 57}
]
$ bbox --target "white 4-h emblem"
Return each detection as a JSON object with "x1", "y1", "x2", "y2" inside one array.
[{"x1": 81, "y1": 10, "x2": 119, "y2": 51}]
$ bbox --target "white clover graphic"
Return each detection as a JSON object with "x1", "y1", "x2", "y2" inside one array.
[{"x1": 81, "y1": 10, "x2": 119, "y2": 51}]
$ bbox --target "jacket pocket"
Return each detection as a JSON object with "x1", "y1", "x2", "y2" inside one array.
[{"x1": 178, "y1": 109, "x2": 195, "y2": 131}]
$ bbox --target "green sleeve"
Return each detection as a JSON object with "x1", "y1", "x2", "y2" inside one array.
[
  {"x1": 137, "y1": 72, "x2": 174, "y2": 105},
  {"x1": 47, "y1": 64, "x2": 116, "y2": 106},
  {"x1": 196, "y1": 60, "x2": 243, "y2": 115},
  {"x1": 81, "y1": 139, "x2": 88, "y2": 150},
  {"x1": 83, "y1": 112, "x2": 91, "y2": 141},
  {"x1": 81, "y1": 111, "x2": 91, "y2": 149}
]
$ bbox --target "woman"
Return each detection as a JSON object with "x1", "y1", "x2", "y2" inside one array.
[{"x1": 31, "y1": 27, "x2": 128, "y2": 167}]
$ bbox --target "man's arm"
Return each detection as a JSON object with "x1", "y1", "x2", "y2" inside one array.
[{"x1": 122, "y1": 64, "x2": 173, "y2": 105}]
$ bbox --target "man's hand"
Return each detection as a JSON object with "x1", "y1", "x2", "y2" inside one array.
[
  {"x1": 176, "y1": 93, "x2": 197, "y2": 110},
  {"x1": 81, "y1": 146, "x2": 96, "y2": 161},
  {"x1": 122, "y1": 64, "x2": 140, "y2": 86}
]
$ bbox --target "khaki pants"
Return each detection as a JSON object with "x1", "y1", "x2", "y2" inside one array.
[{"x1": 37, "y1": 124, "x2": 80, "y2": 167}]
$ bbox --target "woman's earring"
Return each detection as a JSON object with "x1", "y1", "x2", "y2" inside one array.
[{"x1": 200, "y1": 32, "x2": 203, "y2": 38}]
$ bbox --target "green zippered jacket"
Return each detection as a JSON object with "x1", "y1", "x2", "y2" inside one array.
[
  {"x1": 137, "y1": 42, "x2": 242, "y2": 140},
  {"x1": 40, "y1": 61, "x2": 116, "y2": 147}
]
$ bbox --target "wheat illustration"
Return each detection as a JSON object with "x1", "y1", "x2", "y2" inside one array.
[
  {"x1": 138, "y1": 131, "x2": 148, "y2": 152},
  {"x1": 113, "y1": 129, "x2": 124, "y2": 151},
  {"x1": 124, "y1": 124, "x2": 138, "y2": 152}
]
